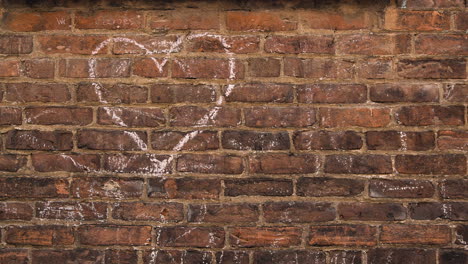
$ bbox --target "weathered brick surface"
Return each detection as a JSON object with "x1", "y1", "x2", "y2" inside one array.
[{"x1": 0, "y1": 0, "x2": 466, "y2": 261}]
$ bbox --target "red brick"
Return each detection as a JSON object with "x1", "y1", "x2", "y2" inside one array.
[
  {"x1": 71, "y1": 177, "x2": 143, "y2": 199},
  {"x1": 0, "y1": 177, "x2": 69, "y2": 198},
  {"x1": 320, "y1": 108, "x2": 391, "y2": 128},
  {"x1": 0, "y1": 202, "x2": 33, "y2": 220},
  {"x1": 77, "y1": 130, "x2": 147, "y2": 151},
  {"x1": 444, "y1": 84, "x2": 467, "y2": 102},
  {"x1": 249, "y1": 153, "x2": 319, "y2": 174},
  {"x1": 396, "y1": 0, "x2": 464, "y2": 8},
  {"x1": 368, "y1": 248, "x2": 436, "y2": 264},
  {"x1": 5, "y1": 225, "x2": 74, "y2": 246},
  {"x1": 0, "y1": 35, "x2": 33, "y2": 54},
  {"x1": 226, "y1": 11, "x2": 297, "y2": 31},
  {"x1": 0, "y1": 249, "x2": 29, "y2": 264},
  {"x1": 309, "y1": 225, "x2": 377, "y2": 246},
  {"x1": 366, "y1": 131, "x2": 435, "y2": 151},
  {"x1": 336, "y1": 34, "x2": 410, "y2": 55},
  {"x1": 254, "y1": 250, "x2": 326, "y2": 264},
  {"x1": 143, "y1": 250, "x2": 213, "y2": 264},
  {"x1": 298, "y1": 84, "x2": 367, "y2": 103},
  {"x1": 284, "y1": 58, "x2": 354, "y2": 79},
  {"x1": 0, "y1": 154, "x2": 25, "y2": 172},
  {"x1": 0, "y1": 107, "x2": 21, "y2": 125},
  {"x1": 396, "y1": 106, "x2": 464, "y2": 126},
  {"x1": 297, "y1": 177, "x2": 365, "y2": 197},
  {"x1": 325, "y1": 155, "x2": 392, "y2": 174},
  {"x1": 230, "y1": 227, "x2": 302, "y2": 248},
  {"x1": 225, "y1": 83, "x2": 293, "y2": 103},
  {"x1": 2, "y1": 11, "x2": 70, "y2": 31},
  {"x1": 75, "y1": 11, "x2": 143, "y2": 30},
  {"x1": 98, "y1": 107, "x2": 165, "y2": 127},
  {"x1": 103, "y1": 154, "x2": 171, "y2": 174},
  {"x1": 225, "y1": 178, "x2": 293, "y2": 197},
  {"x1": 32, "y1": 154, "x2": 100, "y2": 172},
  {"x1": 437, "y1": 130, "x2": 468, "y2": 150},
  {"x1": 25, "y1": 106, "x2": 92, "y2": 125},
  {"x1": 222, "y1": 130, "x2": 290, "y2": 150},
  {"x1": 5, "y1": 83, "x2": 70, "y2": 103},
  {"x1": 170, "y1": 106, "x2": 241, "y2": 127},
  {"x1": 112, "y1": 202, "x2": 184, "y2": 222},
  {"x1": 440, "y1": 250, "x2": 468, "y2": 264},
  {"x1": 217, "y1": 251, "x2": 250, "y2": 264},
  {"x1": 440, "y1": 179, "x2": 468, "y2": 199},
  {"x1": 79, "y1": 225, "x2": 151, "y2": 246},
  {"x1": 133, "y1": 58, "x2": 169, "y2": 78},
  {"x1": 369, "y1": 179, "x2": 435, "y2": 198},
  {"x1": 6, "y1": 130, "x2": 72, "y2": 151},
  {"x1": 247, "y1": 58, "x2": 280, "y2": 77},
  {"x1": 148, "y1": 178, "x2": 220, "y2": 199},
  {"x1": 356, "y1": 58, "x2": 393, "y2": 79},
  {"x1": 0, "y1": 60, "x2": 20, "y2": 77},
  {"x1": 370, "y1": 83, "x2": 439, "y2": 103},
  {"x1": 172, "y1": 58, "x2": 244, "y2": 79},
  {"x1": 32, "y1": 249, "x2": 104, "y2": 264},
  {"x1": 416, "y1": 34, "x2": 468, "y2": 55},
  {"x1": 294, "y1": 130, "x2": 363, "y2": 150},
  {"x1": 151, "y1": 130, "x2": 219, "y2": 151},
  {"x1": 148, "y1": 10, "x2": 219, "y2": 30},
  {"x1": 384, "y1": 9, "x2": 450, "y2": 31},
  {"x1": 245, "y1": 106, "x2": 316, "y2": 128},
  {"x1": 151, "y1": 84, "x2": 216, "y2": 103},
  {"x1": 380, "y1": 225, "x2": 451, "y2": 245},
  {"x1": 177, "y1": 154, "x2": 243, "y2": 174},
  {"x1": 77, "y1": 82, "x2": 147, "y2": 104},
  {"x1": 21, "y1": 59, "x2": 54, "y2": 79},
  {"x1": 188, "y1": 203, "x2": 259, "y2": 223},
  {"x1": 187, "y1": 35, "x2": 260, "y2": 54},
  {"x1": 397, "y1": 59, "x2": 466, "y2": 79},
  {"x1": 409, "y1": 202, "x2": 468, "y2": 220},
  {"x1": 395, "y1": 154, "x2": 466, "y2": 175},
  {"x1": 338, "y1": 202, "x2": 407, "y2": 221},
  {"x1": 265, "y1": 35, "x2": 334, "y2": 54},
  {"x1": 156, "y1": 226, "x2": 225, "y2": 248},
  {"x1": 264, "y1": 202, "x2": 335, "y2": 223},
  {"x1": 113, "y1": 35, "x2": 182, "y2": 54},
  {"x1": 59, "y1": 58, "x2": 131, "y2": 78},
  {"x1": 38, "y1": 35, "x2": 108, "y2": 54},
  {"x1": 36, "y1": 202, "x2": 107, "y2": 221},
  {"x1": 455, "y1": 11, "x2": 468, "y2": 30},
  {"x1": 301, "y1": 9, "x2": 373, "y2": 30}
]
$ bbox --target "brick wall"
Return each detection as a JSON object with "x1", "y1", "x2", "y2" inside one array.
[{"x1": 0, "y1": 0, "x2": 467, "y2": 263}]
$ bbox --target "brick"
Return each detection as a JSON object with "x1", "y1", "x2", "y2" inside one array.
[
  {"x1": 38, "y1": 35, "x2": 108, "y2": 54},
  {"x1": 151, "y1": 84, "x2": 216, "y2": 103},
  {"x1": 148, "y1": 178, "x2": 220, "y2": 199},
  {"x1": 187, "y1": 35, "x2": 260, "y2": 54},
  {"x1": 6, "y1": 130, "x2": 73, "y2": 151},
  {"x1": 2, "y1": 11, "x2": 70, "y2": 31},
  {"x1": 370, "y1": 179, "x2": 435, "y2": 198},
  {"x1": 170, "y1": 106, "x2": 241, "y2": 127},
  {"x1": 230, "y1": 227, "x2": 302, "y2": 248},
  {"x1": 226, "y1": 11, "x2": 297, "y2": 31},
  {"x1": 156, "y1": 226, "x2": 224, "y2": 248},
  {"x1": 71, "y1": 177, "x2": 144, "y2": 199},
  {"x1": 336, "y1": 34, "x2": 409, "y2": 55},
  {"x1": 249, "y1": 154, "x2": 319, "y2": 174},
  {"x1": 366, "y1": 131, "x2": 435, "y2": 151},
  {"x1": 98, "y1": 107, "x2": 165, "y2": 127},
  {"x1": 455, "y1": 11, "x2": 468, "y2": 30},
  {"x1": 0, "y1": 107, "x2": 21, "y2": 125},
  {"x1": 32, "y1": 249, "x2": 104, "y2": 264},
  {"x1": 188, "y1": 203, "x2": 259, "y2": 223},
  {"x1": 437, "y1": 130, "x2": 468, "y2": 150},
  {"x1": 440, "y1": 179, "x2": 468, "y2": 199},
  {"x1": 368, "y1": 248, "x2": 436, "y2": 264},
  {"x1": 320, "y1": 108, "x2": 391, "y2": 128},
  {"x1": 21, "y1": 59, "x2": 54, "y2": 79},
  {"x1": 265, "y1": 35, "x2": 334, "y2": 54},
  {"x1": 325, "y1": 155, "x2": 392, "y2": 174},
  {"x1": 416, "y1": 34, "x2": 468, "y2": 55},
  {"x1": 225, "y1": 178, "x2": 293, "y2": 197},
  {"x1": 148, "y1": 10, "x2": 219, "y2": 30},
  {"x1": 309, "y1": 225, "x2": 377, "y2": 246},
  {"x1": 245, "y1": 106, "x2": 316, "y2": 128},
  {"x1": 395, "y1": 154, "x2": 466, "y2": 175},
  {"x1": 59, "y1": 58, "x2": 131, "y2": 78},
  {"x1": 370, "y1": 83, "x2": 439, "y2": 103},
  {"x1": 143, "y1": 250, "x2": 213, "y2": 264},
  {"x1": 172, "y1": 58, "x2": 244, "y2": 79},
  {"x1": 25, "y1": 107, "x2": 92, "y2": 125},
  {"x1": 247, "y1": 58, "x2": 280, "y2": 77},
  {"x1": 284, "y1": 58, "x2": 354, "y2": 79},
  {"x1": 132, "y1": 58, "x2": 169, "y2": 78},
  {"x1": 103, "y1": 154, "x2": 171, "y2": 174},
  {"x1": 0, "y1": 154, "x2": 25, "y2": 172},
  {"x1": 177, "y1": 154, "x2": 243, "y2": 174},
  {"x1": 356, "y1": 58, "x2": 393, "y2": 79},
  {"x1": 112, "y1": 202, "x2": 184, "y2": 222},
  {"x1": 5, "y1": 225, "x2": 74, "y2": 246},
  {"x1": 113, "y1": 35, "x2": 182, "y2": 54},
  {"x1": 254, "y1": 250, "x2": 326, "y2": 264},
  {"x1": 384, "y1": 9, "x2": 450, "y2": 31},
  {"x1": 217, "y1": 251, "x2": 250, "y2": 264},
  {"x1": 79, "y1": 225, "x2": 151, "y2": 246},
  {"x1": 301, "y1": 9, "x2": 373, "y2": 30},
  {"x1": 0, "y1": 177, "x2": 69, "y2": 198},
  {"x1": 380, "y1": 225, "x2": 451, "y2": 245},
  {"x1": 0, "y1": 249, "x2": 29, "y2": 264},
  {"x1": 32, "y1": 154, "x2": 100, "y2": 172},
  {"x1": 0, "y1": 60, "x2": 20, "y2": 77},
  {"x1": 396, "y1": 0, "x2": 464, "y2": 8},
  {"x1": 224, "y1": 83, "x2": 293, "y2": 103},
  {"x1": 455, "y1": 225, "x2": 467, "y2": 245},
  {"x1": 294, "y1": 130, "x2": 362, "y2": 150},
  {"x1": 338, "y1": 203, "x2": 406, "y2": 221},
  {"x1": 297, "y1": 177, "x2": 365, "y2": 197},
  {"x1": 329, "y1": 251, "x2": 362, "y2": 264},
  {"x1": 152, "y1": 130, "x2": 218, "y2": 151},
  {"x1": 77, "y1": 82, "x2": 147, "y2": 104},
  {"x1": 0, "y1": 202, "x2": 33, "y2": 220},
  {"x1": 264, "y1": 202, "x2": 335, "y2": 223},
  {"x1": 440, "y1": 250, "x2": 468, "y2": 264},
  {"x1": 75, "y1": 11, "x2": 143, "y2": 29},
  {"x1": 5, "y1": 83, "x2": 70, "y2": 103},
  {"x1": 397, "y1": 59, "x2": 466, "y2": 79},
  {"x1": 298, "y1": 84, "x2": 367, "y2": 103},
  {"x1": 222, "y1": 130, "x2": 290, "y2": 150},
  {"x1": 395, "y1": 106, "x2": 464, "y2": 126},
  {"x1": 0, "y1": 35, "x2": 33, "y2": 54},
  {"x1": 444, "y1": 84, "x2": 467, "y2": 102},
  {"x1": 36, "y1": 202, "x2": 107, "y2": 221},
  {"x1": 77, "y1": 130, "x2": 147, "y2": 151},
  {"x1": 105, "y1": 250, "x2": 137, "y2": 264},
  {"x1": 409, "y1": 202, "x2": 468, "y2": 220}
]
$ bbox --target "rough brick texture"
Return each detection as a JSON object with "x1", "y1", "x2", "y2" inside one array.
[{"x1": 0, "y1": 0, "x2": 466, "y2": 262}]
